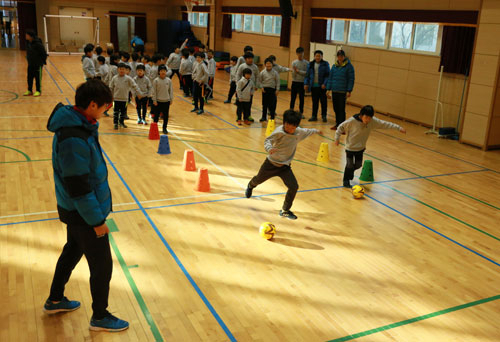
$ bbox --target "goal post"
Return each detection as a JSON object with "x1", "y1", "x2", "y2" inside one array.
[{"x1": 43, "y1": 14, "x2": 100, "y2": 55}]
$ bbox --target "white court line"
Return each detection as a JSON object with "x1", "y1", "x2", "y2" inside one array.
[
  {"x1": 0, "y1": 191, "x2": 243, "y2": 220},
  {"x1": 170, "y1": 131, "x2": 251, "y2": 191}
]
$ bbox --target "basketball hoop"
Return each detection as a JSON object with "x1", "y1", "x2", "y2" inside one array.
[{"x1": 184, "y1": 0, "x2": 199, "y2": 12}]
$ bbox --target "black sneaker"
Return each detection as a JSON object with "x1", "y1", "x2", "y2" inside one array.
[
  {"x1": 308, "y1": 117, "x2": 318, "y2": 122},
  {"x1": 280, "y1": 210, "x2": 297, "y2": 220},
  {"x1": 322, "y1": 117, "x2": 327, "y2": 123},
  {"x1": 343, "y1": 180, "x2": 351, "y2": 188},
  {"x1": 162, "y1": 128, "x2": 168, "y2": 134},
  {"x1": 197, "y1": 109, "x2": 204, "y2": 115},
  {"x1": 114, "y1": 124, "x2": 118, "y2": 130},
  {"x1": 259, "y1": 118, "x2": 267, "y2": 122},
  {"x1": 119, "y1": 122, "x2": 127, "y2": 128},
  {"x1": 245, "y1": 184, "x2": 253, "y2": 198},
  {"x1": 224, "y1": 100, "x2": 230, "y2": 104},
  {"x1": 191, "y1": 108, "x2": 198, "y2": 112}
]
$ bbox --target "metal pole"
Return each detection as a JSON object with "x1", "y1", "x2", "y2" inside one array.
[
  {"x1": 426, "y1": 65, "x2": 444, "y2": 135},
  {"x1": 96, "y1": 18, "x2": 100, "y2": 46},
  {"x1": 43, "y1": 16, "x2": 49, "y2": 54}
]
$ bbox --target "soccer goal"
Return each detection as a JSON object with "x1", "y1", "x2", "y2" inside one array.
[{"x1": 43, "y1": 14, "x2": 100, "y2": 55}]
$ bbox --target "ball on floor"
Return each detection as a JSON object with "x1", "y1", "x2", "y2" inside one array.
[{"x1": 259, "y1": 222, "x2": 276, "y2": 240}]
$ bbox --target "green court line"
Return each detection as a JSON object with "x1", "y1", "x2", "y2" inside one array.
[
  {"x1": 0, "y1": 158, "x2": 51, "y2": 164},
  {"x1": 107, "y1": 219, "x2": 164, "y2": 342},
  {"x1": 327, "y1": 294, "x2": 500, "y2": 342},
  {"x1": 320, "y1": 135, "x2": 500, "y2": 210},
  {"x1": 0, "y1": 144, "x2": 31, "y2": 161},
  {"x1": 379, "y1": 183, "x2": 500, "y2": 242},
  {"x1": 0, "y1": 90, "x2": 19, "y2": 104}
]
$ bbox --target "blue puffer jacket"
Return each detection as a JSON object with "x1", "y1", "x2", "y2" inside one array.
[
  {"x1": 304, "y1": 60, "x2": 330, "y2": 88},
  {"x1": 47, "y1": 104, "x2": 111, "y2": 227},
  {"x1": 327, "y1": 58, "x2": 355, "y2": 92}
]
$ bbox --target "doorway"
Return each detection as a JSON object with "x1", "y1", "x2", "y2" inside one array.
[
  {"x1": 1, "y1": 1, "x2": 19, "y2": 49},
  {"x1": 117, "y1": 16, "x2": 134, "y2": 52}
]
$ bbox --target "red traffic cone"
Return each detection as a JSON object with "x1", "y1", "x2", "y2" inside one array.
[
  {"x1": 148, "y1": 122, "x2": 160, "y2": 140},
  {"x1": 183, "y1": 150, "x2": 196, "y2": 171},
  {"x1": 194, "y1": 168, "x2": 210, "y2": 192}
]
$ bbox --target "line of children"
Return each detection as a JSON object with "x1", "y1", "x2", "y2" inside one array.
[
  {"x1": 152, "y1": 65, "x2": 174, "y2": 134},
  {"x1": 134, "y1": 64, "x2": 152, "y2": 125},
  {"x1": 225, "y1": 56, "x2": 239, "y2": 104},
  {"x1": 191, "y1": 52, "x2": 208, "y2": 115},
  {"x1": 236, "y1": 68, "x2": 254, "y2": 125},
  {"x1": 258, "y1": 57, "x2": 280, "y2": 122},
  {"x1": 108, "y1": 62, "x2": 141, "y2": 130},
  {"x1": 180, "y1": 49, "x2": 193, "y2": 97}
]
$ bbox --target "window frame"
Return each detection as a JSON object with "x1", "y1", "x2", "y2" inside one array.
[
  {"x1": 231, "y1": 14, "x2": 281, "y2": 36},
  {"x1": 325, "y1": 18, "x2": 442, "y2": 56},
  {"x1": 188, "y1": 11, "x2": 208, "y2": 28}
]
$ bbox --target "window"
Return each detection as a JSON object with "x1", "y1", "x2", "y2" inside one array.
[
  {"x1": 366, "y1": 21, "x2": 386, "y2": 46},
  {"x1": 188, "y1": 12, "x2": 208, "y2": 27},
  {"x1": 232, "y1": 14, "x2": 281, "y2": 35},
  {"x1": 326, "y1": 18, "x2": 441, "y2": 54},
  {"x1": 348, "y1": 20, "x2": 366, "y2": 44},
  {"x1": 390, "y1": 22, "x2": 412, "y2": 49},
  {"x1": 232, "y1": 14, "x2": 242, "y2": 31},
  {"x1": 413, "y1": 24, "x2": 439, "y2": 52},
  {"x1": 332, "y1": 19, "x2": 345, "y2": 41}
]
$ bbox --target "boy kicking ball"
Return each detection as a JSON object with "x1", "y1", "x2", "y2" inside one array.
[
  {"x1": 245, "y1": 110, "x2": 323, "y2": 220},
  {"x1": 335, "y1": 105, "x2": 406, "y2": 188}
]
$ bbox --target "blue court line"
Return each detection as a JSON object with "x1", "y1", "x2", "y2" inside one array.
[
  {"x1": 2, "y1": 169, "x2": 488, "y2": 228},
  {"x1": 176, "y1": 95, "x2": 239, "y2": 129},
  {"x1": 43, "y1": 66, "x2": 63, "y2": 94},
  {"x1": 365, "y1": 193, "x2": 500, "y2": 268},
  {"x1": 49, "y1": 59, "x2": 76, "y2": 91},
  {"x1": 101, "y1": 149, "x2": 237, "y2": 342}
]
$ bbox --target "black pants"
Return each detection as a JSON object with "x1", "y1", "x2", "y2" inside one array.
[
  {"x1": 182, "y1": 74, "x2": 192, "y2": 96},
  {"x1": 169, "y1": 69, "x2": 181, "y2": 87},
  {"x1": 344, "y1": 150, "x2": 365, "y2": 182},
  {"x1": 332, "y1": 92, "x2": 347, "y2": 126},
  {"x1": 237, "y1": 101, "x2": 251, "y2": 121},
  {"x1": 27, "y1": 65, "x2": 42, "y2": 93},
  {"x1": 153, "y1": 101, "x2": 170, "y2": 130},
  {"x1": 193, "y1": 82, "x2": 204, "y2": 110},
  {"x1": 237, "y1": 95, "x2": 253, "y2": 117},
  {"x1": 113, "y1": 101, "x2": 127, "y2": 124},
  {"x1": 249, "y1": 159, "x2": 298, "y2": 211},
  {"x1": 227, "y1": 81, "x2": 236, "y2": 102},
  {"x1": 262, "y1": 88, "x2": 277, "y2": 120},
  {"x1": 49, "y1": 223, "x2": 112, "y2": 320},
  {"x1": 290, "y1": 81, "x2": 304, "y2": 113},
  {"x1": 135, "y1": 97, "x2": 148, "y2": 120},
  {"x1": 311, "y1": 87, "x2": 327, "y2": 119}
]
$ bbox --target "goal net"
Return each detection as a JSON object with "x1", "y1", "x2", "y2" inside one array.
[{"x1": 43, "y1": 14, "x2": 100, "y2": 55}]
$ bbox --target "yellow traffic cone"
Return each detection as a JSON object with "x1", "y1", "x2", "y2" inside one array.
[
  {"x1": 316, "y1": 142, "x2": 329, "y2": 162},
  {"x1": 265, "y1": 119, "x2": 276, "y2": 137}
]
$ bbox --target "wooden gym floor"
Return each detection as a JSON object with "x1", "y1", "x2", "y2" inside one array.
[{"x1": 1, "y1": 49, "x2": 500, "y2": 341}]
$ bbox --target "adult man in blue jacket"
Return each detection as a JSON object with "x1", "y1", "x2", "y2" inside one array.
[
  {"x1": 131, "y1": 35, "x2": 144, "y2": 55},
  {"x1": 44, "y1": 80, "x2": 129, "y2": 332},
  {"x1": 304, "y1": 50, "x2": 330, "y2": 122},
  {"x1": 327, "y1": 50, "x2": 355, "y2": 130}
]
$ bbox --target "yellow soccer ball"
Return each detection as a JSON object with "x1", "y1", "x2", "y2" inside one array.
[
  {"x1": 259, "y1": 222, "x2": 276, "y2": 240},
  {"x1": 352, "y1": 185, "x2": 365, "y2": 199}
]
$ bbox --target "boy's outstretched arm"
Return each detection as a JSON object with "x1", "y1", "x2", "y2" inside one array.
[{"x1": 372, "y1": 117, "x2": 406, "y2": 133}]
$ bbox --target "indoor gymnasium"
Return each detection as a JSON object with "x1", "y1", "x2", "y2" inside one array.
[{"x1": 1, "y1": 0, "x2": 500, "y2": 341}]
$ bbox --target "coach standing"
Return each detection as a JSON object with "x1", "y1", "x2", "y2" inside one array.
[
  {"x1": 326, "y1": 50, "x2": 355, "y2": 130},
  {"x1": 24, "y1": 30, "x2": 47, "y2": 97}
]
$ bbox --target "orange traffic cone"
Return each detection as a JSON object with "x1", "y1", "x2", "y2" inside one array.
[
  {"x1": 148, "y1": 122, "x2": 160, "y2": 140},
  {"x1": 194, "y1": 168, "x2": 210, "y2": 192},
  {"x1": 183, "y1": 150, "x2": 196, "y2": 171}
]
